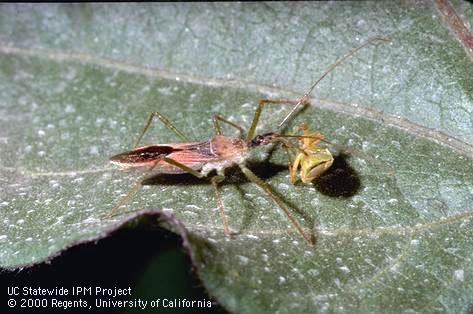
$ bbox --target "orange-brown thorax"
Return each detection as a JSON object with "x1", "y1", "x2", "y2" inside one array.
[{"x1": 210, "y1": 135, "x2": 248, "y2": 159}]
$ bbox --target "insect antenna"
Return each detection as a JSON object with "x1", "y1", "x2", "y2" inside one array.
[{"x1": 277, "y1": 37, "x2": 390, "y2": 130}]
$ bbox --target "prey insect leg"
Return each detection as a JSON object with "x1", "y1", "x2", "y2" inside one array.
[
  {"x1": 239, "y1": 164, "x2": 314, "y2": 245},
  {"x1": 281, "y1": 143, "x2": 299, "y2": 184},
  {"x1": 213, "y1": 114, "x2": 245, "y2": 139},
  {"x1": 134, "y1": 111, "x2": 191, "y2": 148}
]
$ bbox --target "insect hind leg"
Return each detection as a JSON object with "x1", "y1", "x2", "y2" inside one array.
[
  {"x1": 134, "y1": 111, "x2": 191, "y2": 148},
  {"x1": 106, "y1": 158, "x2": 163, "y2": 218},
  {"x1": 107, "y1": 155, "x2": 208, "y2": 219},
  {"x1": 211, "y1": 175, "x2": 232, "y2": 237}
]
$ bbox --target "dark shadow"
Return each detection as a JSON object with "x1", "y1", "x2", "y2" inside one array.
[
  {"x1": 141, "y1": 157, "x2": 316, "y2": 237},
  {"x1": 233, "y1": 163, "x2": 315, "y2": 232},
  {"x1": 141, "y1": 160, "x2": 314, "y2": 236},
  {"x1": 0, "y1": 216, "x2": 227, "y2": 314},
  {"x1": 142, "y1": 161, "x2": 288, "y2": 186},
  {"x1": 313, "y1": 153, "x2": 362, "y2": 197}
]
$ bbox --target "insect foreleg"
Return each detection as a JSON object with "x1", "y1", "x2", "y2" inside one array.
[
  {"x1": 239, "y1": 164, "x2": 314, "y2": 245},
  {"x1": 134, "y1": 111, "x2": 191, "y2": 148},
  {"x1": 245, "y1": 99, "x2": 308, "y2": 143},
  {"x1": 213, "y1": 114, "x2": 245, "y2": 139}
]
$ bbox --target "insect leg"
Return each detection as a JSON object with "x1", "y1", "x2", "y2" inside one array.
[
  {"x1": 213, "y1": 114, "x2": 245, "y2": 139},
  {"x1": 239, "y1": 164, "x2": 314, "y2": 245},
  {"x1": 281, "y1": 143, "x2": 300, "y2": 184},
  {"x1": 161, "y1": 157, "x2": 204, "y2": 178},
  {"x1": 134, "y1": 112, "x2": 191, "y2": 148},
  {"x1": 245, "y1": 99, "x2": 307, "y2": 143},
  {"x1": 210, "y1": 175, "x2": 231, "y2": 237},
  {"x1": 160, "y1": 158, "x2": 232, "y2": 237},
  {"x1": 106, "y1": 158, "x2": 162, "y2": 218},
  {"x1": 107, "y1": 158, "x2": 205, "y2": 218}
]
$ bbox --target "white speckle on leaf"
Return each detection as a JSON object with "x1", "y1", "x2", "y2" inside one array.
[
  {"x1": 339, "y1": 266, "x2": 350, "y2": 274},
  {"x1": 454, "y1": 269, "x2": 464, "y2": 282},
  {"x1": 334, "y1": 278, "x2": 341, "y2": 288},
  {"x1": 237, "y1": 255, "x2": 249, "y2": 265},
  {"x1": 17, "y1": 219, "x2": 25, "y2": 224},
  {"x1": 72, "y1": 177, "x2": 84, "y2": 183},
  {"x1": 207, "y1": 238, "x2": 218, "y2": 244},
  {"x1": 83, "y1": 217, "x2": 100, "y2": 224},
  {"x1": 278, "y1": 183, "x2": 289, "y2": 191},
  {"x1": 279, "y1": 276, "x2": 286, "y2": 284},
  {"x1": 37, "y1": 129, "x2": 45, "y2": 137},
  {"x1": 65, "y1": 104, "x2": 75, "y2": 113},
  {"x1": 185, "y1": 204, "x2": 201, "y2": 210},
  {"x1": 89, "y1": 146, "x2": 99, "y2": 155}
]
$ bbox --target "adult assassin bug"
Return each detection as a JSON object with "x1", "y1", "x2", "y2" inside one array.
[{"x1": 108, "y1": 37, "x2": 388, "y2": 245}]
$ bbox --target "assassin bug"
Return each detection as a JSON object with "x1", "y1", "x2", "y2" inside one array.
[{"x1": 108, "y1": 37, "x2": 388, "y2": 245}]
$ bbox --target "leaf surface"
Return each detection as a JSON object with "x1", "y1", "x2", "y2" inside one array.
[{"x1": 1, "y1": 3, "x2": 473, "y2": 313}]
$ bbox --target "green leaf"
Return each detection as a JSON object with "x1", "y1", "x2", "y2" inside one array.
[{"x1": 1, "y1": 3, "x2": 473, "y2": 313}]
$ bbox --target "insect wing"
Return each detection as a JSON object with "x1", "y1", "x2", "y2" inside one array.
[{"x1": 110, "y1": 141, "x2": 218, "y2": 173}]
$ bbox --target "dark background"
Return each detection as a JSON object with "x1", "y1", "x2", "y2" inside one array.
[{"x1": 0, "y1": 217, "x2": 227, "y2": 314}]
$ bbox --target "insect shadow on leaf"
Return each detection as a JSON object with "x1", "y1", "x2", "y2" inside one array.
[
  {"x1": 141, "y1": 161, "x2": 287, "y2": 186},
  {"x1": 312, "y1": 153, "x2": 361, "y2": 197}
]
